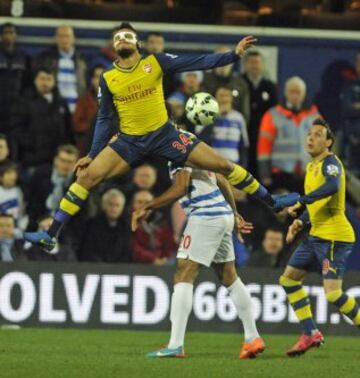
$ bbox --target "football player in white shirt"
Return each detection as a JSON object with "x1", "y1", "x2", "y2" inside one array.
[{"x1": 132, "y1": 162, "x2": 265, "y2": 359}]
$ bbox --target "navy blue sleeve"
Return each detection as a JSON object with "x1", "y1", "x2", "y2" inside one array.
[
  {"x1": 88, "y1": 75, "x2": 116, "y2": 159},
  {"x1": 299, "y1": 209, "x2": 310, "y2": 225},
  {"x1": 154, "y1": 51, "x2": 239, "y2": 74},
  {"x1": 299, "y1": 155, "x2": 341, "y2": 205}
]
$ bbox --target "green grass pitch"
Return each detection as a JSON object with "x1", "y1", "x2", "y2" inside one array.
[{"x1": 0, "y1": 329, "x2": 358, "y2": 378}]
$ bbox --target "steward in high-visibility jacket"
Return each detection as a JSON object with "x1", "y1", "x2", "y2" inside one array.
[{"x1": 257, "y1": 103, "x2": 320, "y2": 182}]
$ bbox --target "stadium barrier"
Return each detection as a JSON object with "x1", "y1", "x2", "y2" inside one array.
[{"x1": 0, "y1": 262, "x2": 359, "y2": 335}]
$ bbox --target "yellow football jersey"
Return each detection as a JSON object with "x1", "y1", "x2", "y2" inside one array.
[
  {"x1": 304, "y1": 154, "x2": 355, "y2": 242},
  {"x1": 102, "y1": 55, "x2": 168, "y2": 135}
]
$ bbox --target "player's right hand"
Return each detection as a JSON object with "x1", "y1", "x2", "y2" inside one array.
[
  {"x1": 235, "y1": 213, "x2": 253, "y2": 242},
  {"x1": 286, "y1": 219, "x2": 303, "y2": 244},
  {"x1": 73, "y1": 156, "x2": 93, "y2": 174},
  {"x1": 131, "y1": 208, "x2": 150, "y2": 231}
]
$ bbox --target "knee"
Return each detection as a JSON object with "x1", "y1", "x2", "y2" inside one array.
[
  {"x1": 220, "y1": 265, "x2": 238, "y2": 287},
  {"x1": 174, "y1": 261, "x2": 199, "y2": 284},
  {"x1": 279, "y1": 274, "x2": 300, "y2": 287},
  {"x1": 218, "y1": 160, "x2": 233, "y2": 176},
  {"x1": 325, "y1": 289, "x2": 342, "y2": 303}
]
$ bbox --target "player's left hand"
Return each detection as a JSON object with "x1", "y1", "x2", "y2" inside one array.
[
  {"x1": 288, "y1": 202, "x2": 302, "y2": 217},
  {"x1": 235, "y1": 35, "x2": 258, "y2": 57},
  {"x1": 131, "y1": 208, "x2": 150, "y2": 231}
]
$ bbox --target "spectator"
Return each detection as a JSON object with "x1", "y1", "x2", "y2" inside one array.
[
  {"x1": 247, "y1": 227, "x2": 285, "y2": 268},
  {"x1": 179, "y1": 71, "x2": 203, "y2": 99},
  {"x1": 79, "y1": 189, "x2": 131, "y2": 263},
  {"x1": 25, "y1": 215, "x2": 77, "y2": 262},
  {"x1": 257, "y1": 76, "x2": 320, "y2": 192},
  {"x1": 121, "y1": 163, "x2": 158, "y2": 202},
  {"x1": 242, "y1": 50, "x2": 278, "y2": 176},
  {"x1": 94, "y1": 27, "x2": 118, "y2": 69},
  {"x1": 0, "y1": 161, "x2": 26, "y2": 232},
  {"x1": 129, "y1": 162, "x2": 171, "y2": 200},
  {"x1": 0, "y1": 22, "x2": 30, "y2": 136},
  {"x1": 33, "y1": 25, "x2": 87, "y2": 113},
  {"x1": 11, "y1": 68, "x2": 72, "y2": 173},
  {"x1": 144, "y1": 32, "x2": 165, "y2": 54},
  {"x1": 202, "y1": 46, "x2": 250, "y2": 123},
  {"x1": 144, "y1": 31, "x2": 176, "y2": 96},
  {"x1": 26, "y1": 144, "x2": 79, "y2": 229},
  {"x1": 73, "y1": 64, "x2": 105, "y2": 156},
  {"x1": 166, "y1": 91, "x2": 190, "y2": 130},
  {"x1": 0, "y1": 134, "x2": 10, "y2": 163},
  {"x1": 0, "y1": 214, "x2": 27, "y2": 262},
  {"x1": 178, "y1": 71, "x2": 203, "y2": 133},
  {"x1": 340, "y1": 51, "x2": 360, "y2": 174},
  {"x1": 131, "y1": 190, "x2": 176, "y2": 265},
  {"x1": 211, "y1": 86, "x2": 249, "y2": 165}
]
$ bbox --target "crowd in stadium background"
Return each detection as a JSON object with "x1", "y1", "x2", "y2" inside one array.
[{"x1": 0, "y1": 19, "x2": 360, "y2": 269}]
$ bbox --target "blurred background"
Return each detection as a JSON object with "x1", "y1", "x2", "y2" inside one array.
[{"x1": 0, "y1": 0, "x2": 360, "y2": 333}]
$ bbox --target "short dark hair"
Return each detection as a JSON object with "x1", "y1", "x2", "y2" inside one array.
[
  {"x1": 215, "y1": 85, "x2": 233, "y2": 94},
  {"x1": 244, "y1": 50, "x2": 263, "y2": 61},
  {"x1": 0, "y1": 160, "x2": 17, "y2": 177},
  {"x1": 112, "y1": 22, "x2": 138, "y2": 37},
  {"x1": 0, "y1": 133, "x2": 8, "y2": 142},
  {"x1": 265, "y1": 226, "x2": 284, "y2": 235},
  {"x1": 0, "y1": 213, "x2": 15, "y2": 221},
  {"x1": 37, "y1": 214, "x2": 52, "y2": 225},
  {"x1": 312, "y1": 118, "x2": 335, "y2": 150},
  {"x1": 56, "y1": 144, "x2": 79, "y2": 157},
  {"x1": 90, "y1": 64, "x2": 105, "y2": 78},
  {"x1": 145, "y1": 32, "x2": 164, "y2": 41},
  {"x1": 134, "y1": 163, "x2": 157, "y2": 174},
  {"x1": 1, "y1": 22, "x2": 16, "y2": 34},
  {"x1": 34, "y1": 67, "x2": 55, "y2": 78}
]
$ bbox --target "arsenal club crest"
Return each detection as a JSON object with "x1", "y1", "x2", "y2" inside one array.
[{"x1": 143, "y1": 63, "x2": 152, "y2": 73}]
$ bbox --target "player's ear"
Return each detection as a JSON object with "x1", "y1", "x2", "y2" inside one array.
[
  {"x1": 137, "y1": 41, "x2": 141, "y2": 51},
  {"x1": 326, "y1": 138, "x2": 332, "y2": 150}
]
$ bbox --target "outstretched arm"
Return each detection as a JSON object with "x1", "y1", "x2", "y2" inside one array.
[
  {"x1": 155, "y1": 35, "x2": 257, "y2": 74},
  {"x1": 131, "y1": 168, "x2": 191, "y2": 231},
  {"x1": 288, "y1": 155, "x2": 341, "y2": 221}
]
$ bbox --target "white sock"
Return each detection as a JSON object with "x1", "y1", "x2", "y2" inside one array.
[
  {"x1": 228, "y1": 278, "x2": 260, "y2": 342},
  {"x1": 168, "y1": 282, "x2": 193, "y2": 349}
]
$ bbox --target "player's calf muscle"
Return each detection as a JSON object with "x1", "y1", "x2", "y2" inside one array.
[{"x1": 323, "y1": 279, "x2": 342, "y2": 293}]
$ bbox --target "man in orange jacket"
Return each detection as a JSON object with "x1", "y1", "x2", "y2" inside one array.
[{"x1": 257, "y1": 76, "x2": 320, "y2": 192}]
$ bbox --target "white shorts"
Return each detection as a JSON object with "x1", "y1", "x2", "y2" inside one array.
[{"x1": 177, "y1": 215, "x2": 235, "y2": 267}]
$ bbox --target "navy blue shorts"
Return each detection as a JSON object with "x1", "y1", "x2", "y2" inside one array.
[
  {"x1": 288, "y1": 236, "x2": 353, "y2": 279},
  {"x1": 109, "y1": 121, "x2": 201, "y2": 167}
]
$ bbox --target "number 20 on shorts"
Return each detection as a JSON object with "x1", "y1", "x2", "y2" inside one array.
[{"x1": 181, "y1": 235, "x2": 192, "y2": 249}]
